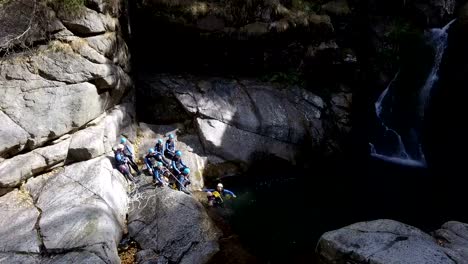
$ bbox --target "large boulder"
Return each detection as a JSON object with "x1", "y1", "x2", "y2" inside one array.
[
  {"x1": 67, "y1": 103, "x2": 136, "y2": 162},
  {"x1": 128, "y1": 187, "x2": 221, "y2": 264},
  {"x1": 317, "y1": 219, "x2": 466, "y2": 264},
  {"x1": 433, "y1": 221, "x2": 468, "y2": 262},
  {"x1": 196, "y1": 118, "x2": 298, "y2": 163},
  {"x1": 0, "y1": 103, "x2": 135, "y2": 189},
  {"x1": 138, "y1": 75, "x2": 341, "y2": 164},
  {"x1": 0, "y1": 137, "x2": 70, "y2": 188},
  {"x1": 0, "y1": 0, "x2": 131, "y2": 159},
  {"x1": 0, "y1": 157, "x2": 130, "y2": 263}
]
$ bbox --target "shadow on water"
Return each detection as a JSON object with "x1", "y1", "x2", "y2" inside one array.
[{"x1": 211, "y1": 151, "x2": 463, "y2": 264}]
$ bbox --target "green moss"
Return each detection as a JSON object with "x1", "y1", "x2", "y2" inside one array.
[
  {"x1": 262, "y1": 70, "x2": 306, "y2": 86},
  {"x1": 385, "y1": 20, "x2": 419, "y2": 43},
  {"x1": 47, "y1": 0, "x2": 85, "y2": 13},
  {"x1": 0, "y1": 0, "x2": 11, "y2": 7},
  {"x1": 291, "y1": 0, "x2": 321, "y2": 13}
]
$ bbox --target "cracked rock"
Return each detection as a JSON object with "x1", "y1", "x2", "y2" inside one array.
[
  {"x1": 0, "y1": 137, "x2": 70, "y2": 188},
  {"x1": 196, "y1": 118, "x2": 297, "y2": 164},
  {"x1": 128, "y1": 188, "x2": 221, "y2": 264},
  {"x1": 317, "y1": 219, "x2": 460, "y2": 264},
  {"x1": 16, "y1": 157, "x2": 130, "y2": 263},
  {"x1": 0, "y1": 189, "x2": 41, "y2": 253},
  {"x1": 0, "y1": 110, "x2": 30, "y2": 157}
]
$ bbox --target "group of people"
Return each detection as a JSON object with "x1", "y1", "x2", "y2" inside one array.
[
  {"x1": 113, "y1": 134, "x2": 191, "y2": 192},
  {"x1": 113, "y1": 135, "x2": 236, "y2": 204}
]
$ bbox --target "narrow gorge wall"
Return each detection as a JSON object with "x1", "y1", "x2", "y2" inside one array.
[{"x1": 0, "y1": 0, "x2": 136, "y2": 262}]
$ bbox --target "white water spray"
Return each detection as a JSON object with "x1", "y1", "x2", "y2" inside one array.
[{"x1": 370, "y1": 20, "x2": 455, "y2": 167}]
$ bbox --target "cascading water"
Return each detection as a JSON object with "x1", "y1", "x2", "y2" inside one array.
[
  {"x1": 370, "y1": 19, "x2": 455, "y2": 167},
  {"x1": 419, "y1": 19, "x2": 456, "y2": 117}
]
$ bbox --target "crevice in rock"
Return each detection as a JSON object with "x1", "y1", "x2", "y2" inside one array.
[
  {"x1": 344, "y1": 227, "x2": 424, "y2": 238},
  {"x1": 0, "y1": 250, "x2": 41, "y2": 255},
  {"x1": 176, "y1": 241, "x2": 198, "y2": 263},
  {"x1": 366, "y1": 236, "x2": 408, "y2": 260},
  {"x1": 236, "y1": 79, "x2": 264, "y2": 128},
  {"x1": 22, "y1": 185, "x2": 47, "y2": 255},
  {"x1": 440, "y1": 250, "x2": 459, "y2": 264},
  {"x1": 0, "y1": 110, "x2": 32, "y2": 139},
  {"x1": 58, "y1": 20, "x2": 109, "y2": 38},
  {"x1": 34, "y1": 205, "x2": 47, "y2": 255},
  {"x1": 45, "y1": 242, "x2": 107, "y2": 255},
  {"x1": 61, "y1": 173, "x2": 125, "y2": 231},
  {"x1": 35, "y1": 69, "x2": 74, "y2": 85}
]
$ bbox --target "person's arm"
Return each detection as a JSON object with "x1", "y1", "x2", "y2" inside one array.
[
  {"x1": 165, "y1": 141, "x2": 170, "y2": 151},
  {"x1": 154, "y1": 169, "x2": 162, "y2": 183},
  {"x1": 172, "y1": 160, "x2": 181, "y2": 174},
  {"x1": 144, "y1": 156, "x2": 152, "y2": 171},
  {"x1": 128, "y1": 144, "x2": 135, "y2": 156},
  {"x1": 223, "y1": 189, "x2": 236, "y2": 197},
  {"x1": 155, "y1": 145, "x2": 161, "y2": 155}
]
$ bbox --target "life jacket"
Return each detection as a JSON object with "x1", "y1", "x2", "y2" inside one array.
[
  {"x1": 172, "y1": 156, "x2": 183, "y2": 168},
  {"x1": 146, "y1": 153, "x2": 160, "y2": 168},
  {"x1": 155, "y1": 143, "x2": 164, "y2": 153},
  {"x1": 166, "y1": 140, "x2": 175, "y2": 152},
  {"x1": 115, "y1": 152, "x2": 127, "y2": 165},
  {"x1": 212, "y1": 191, "x2": 224, "y2": 204}
]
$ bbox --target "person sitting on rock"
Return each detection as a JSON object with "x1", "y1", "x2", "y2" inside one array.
[
  {"x1": 152, "y1": 162, "x2": 170, "y2": 186},
  {"x1": 205, "y1": 183, "x2": 236, "y2": 207},
  {"x1": 114, "y1": 144, "x2": 135, "y2": 182},
  {"x1": 171, "y1": 151, "x2": 190, "y2": 190},
  {"x1": 120, "y1": 137, "x2": 141, "y2": 175},
  {"x1": 164, "y1": 134, "x2": 176, "y2": 159},
  {"x1": 154, "y1": 139, "x2": 170, "y2": 166},
  {"x1": 171, "y1": 150, "x2": 187, "y2": 174},
  {"x1": 144, "y1": 148, "x2": 160, "y2": 174},
  {"x1": 176, "y1": 167, "x2": 191, "y2": 191}
]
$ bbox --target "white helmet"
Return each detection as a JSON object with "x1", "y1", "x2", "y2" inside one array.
[
  {"x1": 217, "y1": 183, "x2": 223, "y2": 188},
  {"x1": 117, "y1": 144, "x2": 124, "y2": 150}
]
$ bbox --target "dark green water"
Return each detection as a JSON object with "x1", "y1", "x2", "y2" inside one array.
[{"x1": 210, "y1": 154, "x2": 464, "y2": 264}]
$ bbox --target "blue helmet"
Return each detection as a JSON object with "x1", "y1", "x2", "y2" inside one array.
[
  {"x1": 120, "y1": 137, "x2": 127, "y2": 144},
  {"x1": 149, "y1": 148, "x2": 155, "y2": 154},
  {"x1": 183, "y1": 168, "x2": 190, "y2": 174},
  {"x1": 175, "y1": 150, "x2": 182, "y2": 157},
  {"x1": 157, "y1": 162, "x2": 163, "y2": 167},
  {"x1": 158, "y1": 139, "x2": 163, "y2": 144},
  {"x1": 169, "y1": 134, "x2": 175, "y2": 139}
]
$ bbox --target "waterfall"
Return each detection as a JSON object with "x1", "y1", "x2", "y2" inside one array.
[
  {"x1": 370, "y1": 19, "x2": 455, "y2": 167},
  {"x1": 419, "y1": 19, "x2": 456, "y2": 118}
]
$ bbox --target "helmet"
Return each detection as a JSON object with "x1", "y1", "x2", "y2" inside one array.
[
  {"x1": 169, "y1": 134, "x2": 175, "y2": 139},
  {"x1": 157, "y1": 162, "x2": 163, "y2": 167},
  {"x1": 117, "y1": 144, "x2": 124, "y2": 150},
  {"x1": 149, "y1": 148, "x2": 155, "y2": 154},
  {"x1": 158, "y1": 139, "x2": 163, "y2": 144},
  {"x1": 183, "y1": 168, "x2": 190, "y2": 174},
  {"x1": 217, "y1": 183, "x2": 223, "y2": 188},
  {"x1": 120, "y1": 137, "x2": 127, "y2": 144},
  {"x1": 175, "y1": 150, "x2": 182, "y2": 157}
]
